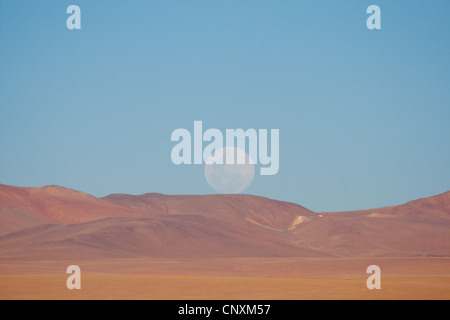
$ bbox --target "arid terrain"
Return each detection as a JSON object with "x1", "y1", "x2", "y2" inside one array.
[{"x1": 1, "y1": 184, "x2": 449, "y2": 299}]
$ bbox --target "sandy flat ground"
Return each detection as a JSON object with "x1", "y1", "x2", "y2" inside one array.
[{"x1": 1, "y1": 257, "x2": 449, "y2": 299}]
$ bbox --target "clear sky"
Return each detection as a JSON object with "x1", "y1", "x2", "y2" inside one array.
[{"x1": 1, "y1": 0, "x2": 449, "y2": 212}]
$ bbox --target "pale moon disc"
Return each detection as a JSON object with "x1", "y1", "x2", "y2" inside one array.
[{"x1": 204, "y1": 147, "x2": 255, "y2": 194}]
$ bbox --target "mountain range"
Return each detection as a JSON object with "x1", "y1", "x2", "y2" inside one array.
[{"x1": 1, "y1": 184, "x2": 449, "y2": 260}]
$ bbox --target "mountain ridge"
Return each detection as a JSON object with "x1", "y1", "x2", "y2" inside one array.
[{"x1": 1, "y1": 184, "x2": 449, "y2": 259}]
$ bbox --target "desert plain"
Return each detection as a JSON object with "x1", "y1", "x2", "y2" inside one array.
[{"x1": 1, "y1": 257, "x2": 450, "y2": 299}]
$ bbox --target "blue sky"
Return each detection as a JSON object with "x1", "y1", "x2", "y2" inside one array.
[{"x1": 1, "y1": 0, "x2": 449, "y2": 212}]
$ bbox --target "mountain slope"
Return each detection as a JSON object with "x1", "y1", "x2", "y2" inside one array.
[
  {"x1": 288, "y1": 191, "x2": 450, "y2": 257},
  {"x1": 0, "y1": 214, "x2": 328, "y2": 260},
  {"x1": 0, "y1": 184, "x2": 147, "y2": 235},
  {"x1": 103, "y1": 193, "x2": 316, "y2": 231}
]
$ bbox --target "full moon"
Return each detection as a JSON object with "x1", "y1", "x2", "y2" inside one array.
[{"x1": 204, "y1": 147, "x2": 255, "y2": 194}]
